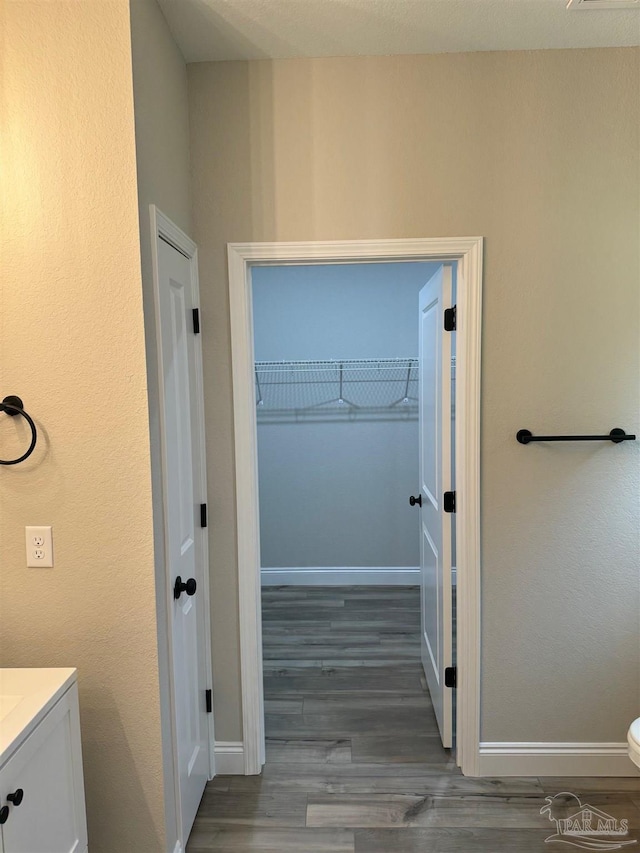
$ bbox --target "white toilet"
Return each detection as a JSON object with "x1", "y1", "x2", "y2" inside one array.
[{"x1": 627, "y1": 718, "x2": 640, "y2": 768}]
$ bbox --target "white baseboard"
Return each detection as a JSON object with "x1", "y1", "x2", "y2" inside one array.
[
  {"x1": 260, "y1": 567, "x2": 420, "y2": 586},
  {"x1": 214, "y1": 741, "x2": 245, "y2": 775},
  {"x1": 478, "y1": 742, "x2": 640, "y2": 777}
]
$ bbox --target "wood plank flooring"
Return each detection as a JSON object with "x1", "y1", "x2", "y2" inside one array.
[{"x1": 188, "y1": 586, "x2": 640, "y2": 852}]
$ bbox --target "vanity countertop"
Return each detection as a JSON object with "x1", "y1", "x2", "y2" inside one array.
[{"x1": 0, "y1": 668, "x2": 77, "y2": 765}]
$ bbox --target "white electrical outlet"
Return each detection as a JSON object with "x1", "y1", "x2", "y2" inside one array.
[{"x1": 26, "y1": 526, "x2": 53, "y2": 567}]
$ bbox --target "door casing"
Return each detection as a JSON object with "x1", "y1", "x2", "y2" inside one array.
[
  {"x1": 227, "y1": 237, "x2": 483, "y2": 777},
  {"x1": 150, "y1": 205, "x2": 215, "y2": 851}
]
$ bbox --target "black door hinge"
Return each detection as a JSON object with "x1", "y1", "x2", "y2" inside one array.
[
  {"x1": 444, "y1": 305, "x2": 456, "y2": 332},
  {"x1": 205, "y1": 689, "x2": 212, "y2": 713},
  {"x1": 200, "y1": 503, "x2": 208, "y2": 528},
  {"x1": 444, "y1": 666, "x2": 457, "y2": 689},
  {"x1": 443, "y1": 491, "x2": 456, "y2": 513},
  {"x1": 192, "y1": 308, "x2": 201, "y2": 334}
]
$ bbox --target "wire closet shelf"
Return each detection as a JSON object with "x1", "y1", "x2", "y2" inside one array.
[{"x1": 254, "y1": 358, "x2": 422, "y2": 422}]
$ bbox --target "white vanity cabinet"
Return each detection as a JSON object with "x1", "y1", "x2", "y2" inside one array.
[{"x1": 0, "y1": 669, "x2": 88, "y2": 853}]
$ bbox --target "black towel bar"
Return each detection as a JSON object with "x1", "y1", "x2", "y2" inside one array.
[{"x1": 516, "y1": 428, "x2": 636, "y2": 445}]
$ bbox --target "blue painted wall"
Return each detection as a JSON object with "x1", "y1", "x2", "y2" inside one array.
[{"x1": 252, "y1": 261, "x2": 440, "y2": 570}]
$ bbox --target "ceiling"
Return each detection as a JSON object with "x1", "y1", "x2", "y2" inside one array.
[{"x1": 156, "y1": 0, "x2": 640, "y2": 63}]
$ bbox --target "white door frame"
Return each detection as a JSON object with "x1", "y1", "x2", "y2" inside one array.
[
  {"x1": 150, "y1": 206, "x2": 215, "y2": 849},
  {"x1": 228, "y1": 237, "x2": 483, "y2": 777}
]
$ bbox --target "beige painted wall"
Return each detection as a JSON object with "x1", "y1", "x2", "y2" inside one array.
[
  {"x1": 130, "y1": 0, "x2": 192, "y2": 236},
  {"x1": 129, "y1": 0, "x2": 192, "y2": 847},
  {"x1": 1, "y1": 2, "x2": 165, "y2": 851},
  {"x1": 188, "y1": 49, "x2": 640, "y2": 744}
]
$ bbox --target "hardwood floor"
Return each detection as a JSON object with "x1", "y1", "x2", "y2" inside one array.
[{"x1": 188, "y1": 586, "x2": 640, "y2": 852}]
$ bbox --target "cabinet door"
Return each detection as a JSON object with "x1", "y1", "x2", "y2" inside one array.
[{"x1": 0, "y1": 685, "x2": 87, "y2": 853}]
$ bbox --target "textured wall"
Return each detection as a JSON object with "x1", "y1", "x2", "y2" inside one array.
[
  {"x1": 252, "y1": 262, "x2": 438, "y2": 360},
  {"x1": 129, "y1": 0, "x2": 192, "y2": 848},
  {"x1": 0, "y1": 2, "x2": 165, "y2": 851},
  {"x1": 253, "y1": 262, "x2": 437, "y2": 571},
  {"x1": 258, "y1": 420, "x2": 420, "y2": 569},
  {"x1": 188, "y1": 48, "x2": 640, "y2": 745},
  {"x1": 130, "y1": 0, "x2": 192, "y2": 236}
]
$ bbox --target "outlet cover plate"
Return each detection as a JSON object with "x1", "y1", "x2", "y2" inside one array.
[{"x1": 26, "y1": 526, "x2": 53, "y2": 568}]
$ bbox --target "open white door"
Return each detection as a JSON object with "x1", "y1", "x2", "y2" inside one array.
[
  {"x1": 155, "y1": 226, "x2": 211, "y2": 842},
  {"x1": 418, "y1": 264, "x2": 454, "y2": 748}
]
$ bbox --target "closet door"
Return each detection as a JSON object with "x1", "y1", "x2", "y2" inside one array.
[
  {"x1": 155, "y1": 233, "x2": 211, "y2": 841},
  {"x1": 418, "y1": 264, "x2": 454, "y2": 749}
]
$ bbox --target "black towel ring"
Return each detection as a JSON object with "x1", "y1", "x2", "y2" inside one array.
[{"x1": 0, "y1": 396, "x2": 38, "y2": 465}]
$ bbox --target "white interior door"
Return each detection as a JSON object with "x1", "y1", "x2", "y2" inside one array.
[
  {"x1": 156, "y1": 234, "x2": 210, "y2": 841},
  {"x1": 418, "y1": 264, "x2": 454, "y2": 748}
]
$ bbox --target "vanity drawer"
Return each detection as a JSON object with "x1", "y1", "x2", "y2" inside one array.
[{"x1": 0, "y1": 684, "x2": 87, "y2": 853}]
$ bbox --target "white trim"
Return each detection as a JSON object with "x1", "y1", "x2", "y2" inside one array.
[
  {"x1": 452, "y1": 238, "x2": 483, "y2": 775},
  {"x1": 260, "y1": 567, "x2": 420, "y2": 586},
  {"x1": 171, "y1": 843, "x2": 183, "y2": 853},
  {"x1": 228, "y1": 246, "x2": 266, "y2": 775},
  {"x1": 228, "y1": 237, "x2": 483, "y2": 777},
  {"x1": 479, "y1": 742, "x2": 640, "y2": 777},
  {"x1": 214, "y1": 742, "x2": 245, "y2": 775},
  {"x1": 150, "y1": 207, "x2": 216, "y2": 849}
]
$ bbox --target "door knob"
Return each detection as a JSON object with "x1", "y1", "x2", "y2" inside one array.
[
  {"x1": 7, "y1": 789, "x2": 23, "y2": 806},
  {"x1": 0, "y1": 806, "x2": 8, "y2": 825},
  {"x1": 409, "y1": 495, "x2": 422, "y2": 507},
  {"x1": 174, "y1": 576, "x2": 197, "y2": 600}
]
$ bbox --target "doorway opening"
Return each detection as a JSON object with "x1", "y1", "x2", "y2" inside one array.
[
  {"x1": 252, "y1": 258, "x2": 456, "y2": 768},
  {"x1": 228, "y1": 238, "x2": 482, "y2": 777},
  {"x1": 253, "y1": 261, "x2": 436, "y2": 587}
]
